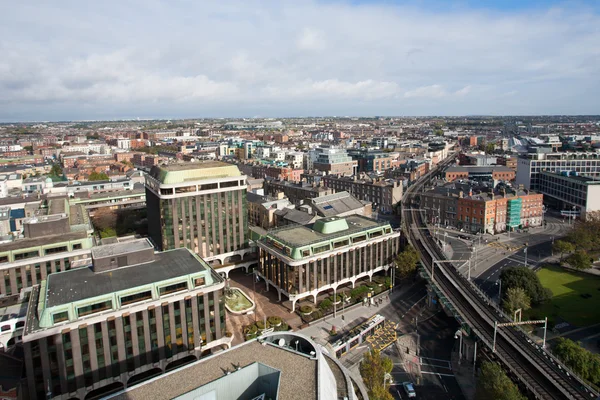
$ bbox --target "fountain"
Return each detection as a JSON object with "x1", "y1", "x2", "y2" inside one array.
[{"x1": 224, "y1": 283, "x2": 256, "y2": 314}]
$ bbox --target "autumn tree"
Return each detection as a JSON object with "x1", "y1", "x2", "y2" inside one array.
[
  {"x1": 476, "y1": 361, "x2": 526, "y2": 400},
  {"x1": 360, "y1": 349, "x2": 394, "y2": 400},
  {"x1": 553, "y1": 240, "x2": 575, "y2": 261},
  {"x1": 503, "y1": 287, "x2": 531, "y2": 315},
  {"x1": 394, "y1": 245, "x2": 420, "y2": 278}
]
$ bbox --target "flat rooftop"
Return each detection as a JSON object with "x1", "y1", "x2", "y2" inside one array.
[
  {"x1": 541, "y1": 170, "x2": 600, "y2": 185},
  {"x1": 110, "y1": 340, "x2": 317, "y2": 400},
  {"x1": 267, "y1": 214, "x2": 386, "y2": 248},
  {"x1": 149, "y1": 161, "x2": 242, "y2": 185},
  {"x1": 446, "y1": 165, "x2": 513, "y2": 173},
  {"x1": 0, "y1": 231, "x2": 88, "y2": 253},
  {"x1": 91, "y1": 238, "x2": 153, "y2": 259},
  {"x1": 45, "y1": 248, "x2": 211, "y2": 307}
]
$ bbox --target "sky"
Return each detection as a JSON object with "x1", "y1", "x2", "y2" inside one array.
[{"x1": 0, "y1": 0, "x2": 599, "y2": 122}]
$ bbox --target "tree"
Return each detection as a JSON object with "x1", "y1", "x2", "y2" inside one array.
[
  {"x1": 503, "y1": 287, "x2": 531, "y2": 314},
  {"x1": 553, "y1": 240, "x2": 575, "y2": 261},
  {"x1": 49, "y1": 163, "x2": 63, "y2": 177},
  {"x1": 567, "y1": 211, "x2": 600, "y2": 251},
  {"x1": 485, "y1": 143, "x2": 496, "y2": 154},
  {"x1": 500, "y1": 266, "x2": 551, "y2": 305},
  {"x1": 394, "y1": 245, "x2": 420, "y2": 278},
  {"x1": 88, "y1": 171, "x2": 109, "y2": 181},
  {"x1": 554, "y1": 338, "x2": 600, "y2": 385},
  {"x1": 360, "y1": 349, "x2": 394, "y2": 400},
  {"x1": 566, "y1": 250, "x2": 592, "y2": 270},
  {"x1": 476, "y1": 361, "x2": 526, "y2": 400}
]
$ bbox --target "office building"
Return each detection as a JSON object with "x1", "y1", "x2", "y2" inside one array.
[
  {"x1": 257, "y1": 215, "x2": 400, "y2": 311},
  {"x1": 307, "y1": 147, "x2": 357, "y2": 176},
  {"x1": 347, "y1": 149, "x2": 393, "y2": 173},
  {"x1": 538, "y1": 171, "x2": 600, "y2": 218},
  {"x1": 145, "y1": 162, "x2": 251, "y2": 273},
  {"x1": 107, "y1": 332, "x2": 363, "y2": 400},
  {"x1": 515, "y1": 152, "x2": 600, "y2": 191},
  {"x1": 22, "y1": 239, "x2": 228, "y2": 400}
]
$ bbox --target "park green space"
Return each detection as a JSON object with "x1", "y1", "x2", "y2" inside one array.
[{"x1": 525, "y1": 265, "x2": 600, "y2": 327}]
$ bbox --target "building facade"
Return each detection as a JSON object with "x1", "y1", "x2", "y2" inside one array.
[
  {"x1": 145, "y1": 162, "x2": 251, "y2": 271},
  {"x1": 22, "y1": 239, "x2": 229, "y2": 400},
  {"x1": 516, "y1": 152, "x2": 600, "y2": 191},
  {"x1": 537, "y1": 171, "x2": 600, "y2": 217},
  {"x1": 307, "y1": 147, "x2": 357, "y2": 176},
  {"x1": 445, "y1": 166, "x2": 515, "y2": 182},
  {"x1": 321, "y1": 175, "x2": 403, "y2": 213},
  {"x1": 256, "y1": 215, "x2": 400, "y2": 311}
]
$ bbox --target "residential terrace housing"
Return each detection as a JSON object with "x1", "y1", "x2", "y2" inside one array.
[
  {"x1": 321, "y1": 174, "x2": 403, "y2": 213},
  {"x1": 22, "y1": 238, "x2": 229, "y2": 400},
  {"x1": 420, "y1": 183, "x2": 543, "y2": 234},
  {"x1": 263, "y1": 178, "x2": 334, "y2": 205},
  {"x1": 445, "y1": 165, "x2": 515, "y2": 183},
  {"x1": 256, "y1": 215, "x2": 400, "y2": 311}
]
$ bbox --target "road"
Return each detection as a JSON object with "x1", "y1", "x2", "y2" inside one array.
[{"x1": 386, "y1": 312, "x2": 465, "y2": 400}]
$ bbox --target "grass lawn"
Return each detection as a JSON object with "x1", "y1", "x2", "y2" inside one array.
[{"x1": 524, "y1": 265, "x2": 600, "y2": 327}]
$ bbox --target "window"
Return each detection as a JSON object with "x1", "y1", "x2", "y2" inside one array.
[
  {"x1": 333, "y1": 239, "x2": 349, "y2": 249},
  {"x1": 194, "y1": 277, "x2": 206, "y2": 287},
  {"x1": 312, "y1": 244, "x2": 330, "y2": 254},
  {"x1": 0, "y1": 325, "x2": 10, "y2": 332},
  {"x1": 220, "y1": 181, "x2": 239, "y2": 188},
  {"x1": 353, "y1": 235, "x2": 367, "y2": 243},
  {"x1": 45, "y1": 246, "x2": 68, "y2": 255},
  {"x1": 175, "y1": 185, "x2": 196, "y2": 194},
  {"x1": 200, "y1": 183, "x2": 218, "y2": 191},
  {"x1": 370, "y1": 230, "x2": 382, "y2": 238},
  {"x1": 72, "y1": 243, "x2": 83, "y2": 250},
  {"x1": 160, "y1": 188, "x2": 173, "y2": 195},
  {"x1": 301, "y1": 249, "x2": 311, "y2": 257},
  {"x1": 53, "y1": 311, "x2": 69, "y2": 324},
  {"x1": 14, "y1": 251, "x2": 39, "y2": 260},
  {"x1": 159, "y1": 281, "x2": 188, "y2": 296},
  {"x1": 0, "y1": 255, "x2": 7, "y2": 264},
  {"x1": 120, "y1": 291, "x2": 152, "y2": 306},
  {"x1": 77, "y1": 300, "x2": 113, "y2": 317}
]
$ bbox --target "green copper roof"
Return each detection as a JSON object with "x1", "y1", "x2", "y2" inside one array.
[
  {"x1": 313, "y1": 217, "x2": 349, "y2": 234},
  {"x1": 150, "y1": 161, "x2": 242, "y2": 184}
]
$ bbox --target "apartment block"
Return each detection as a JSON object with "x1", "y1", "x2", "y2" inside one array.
[{"x1": 321, "y1": 175, "x2": 403, "y2": 213}]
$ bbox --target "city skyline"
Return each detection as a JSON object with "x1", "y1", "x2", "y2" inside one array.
[{"x1": 1, "y1": 0, "x2": 599, "y2": 122}]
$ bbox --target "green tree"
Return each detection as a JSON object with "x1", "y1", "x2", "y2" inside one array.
[
  {"x1": 476, "y1": 361, "x2": 526, "y2": 400},
  {"x1": 503, "y1": 287, "x2": 531, "y2": 315},
  {"x1": 567, "y1": 211, "x2": 600, "y2": 251},
  {"x1": 49, "y1": 163, "x2": 63, "y2": 177},
  {"x1": 566, "y1": 250, "x2": 592, "y2": 270},
  {"x1": 485, "y1": 143, "x2": 496, "y2": 154},
  {"x1": 88, "y1": 171, "x2": 109, "y2": 181},
  {"x1": 360, "y1": 349, "x2": 394, "y2": 399},
  {"x1": 394, "y1": 245, "x2": 420, "y2": 278},
  {"x1": 500, "y1": 266, "x2": 551, "y2": 305},
  {"x1": 553, "y1": 240, "x2": 575, "y2": 261},
  {"x1": 554, "y1": 338, "x2": 600, "y2": 385}
]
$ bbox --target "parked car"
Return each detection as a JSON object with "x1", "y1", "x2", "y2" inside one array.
[{"x1": 402, "y1": 382, "x2": 417, "y2": 398}]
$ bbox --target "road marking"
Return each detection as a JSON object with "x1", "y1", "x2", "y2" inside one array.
[{"x1": 421, "y1": 371, "x2": 456, "y2": 378}]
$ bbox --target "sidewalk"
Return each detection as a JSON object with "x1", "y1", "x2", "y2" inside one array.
[
  {"x1": 299, "y1": 282, "x2": 420, "y2": 346},
  {"x1": 450, "y1": 346, "x2": 476, "y2": 400}
]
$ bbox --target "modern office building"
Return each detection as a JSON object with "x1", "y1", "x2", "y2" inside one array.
[
  {"x1": 321, "y1": 174, "x2": 403, "y2": 213},
  {"x1": 145, "y1": 161, "x2": 252, "y2": 273},
  {"x1": 256, "y1": 215, "x2": 400, "y2": 311},
  {"x1": 347, "y1": 149, "x2": 393, "y2": 173},
  {"x1": 107, "y1": 332, "x2": 364, "y2": 400},
  {"x1": 537, "y1": 171, "x2": 600, "y2": 217},
  {"x1": 307, "y1": 147, "x2": 358, "y2": 176},
  {"x1": 22, "y1": 238, "x2": 229, "y2": 400},
  {"x1": 516, "y1": 152, "x2": 600, "y2": 191}
]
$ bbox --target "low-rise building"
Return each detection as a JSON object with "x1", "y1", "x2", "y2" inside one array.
[
  {"x1": 445, "y1": 165, "x2": 515, "y2": 183},
  {"x1": 538, "y1": 171, "x2": 600, "y2": 218},
  {"x1": 257, "y1": 215, "x2": 400, "y2": 310},
  {"x1": 321, "y1": 175, "x2": 403, "y2": 213},
  {"x1": 263, "y1": 179, "x2": 333, "y2": 205}
]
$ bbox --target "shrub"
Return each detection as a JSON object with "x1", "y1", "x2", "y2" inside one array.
[
  {"x1": 256, "y1": 320, "x2": 270, "y2": 330},
  {"x1": 245, "y1": 324, "x2": 258, "y2": 335},
  {"x1": 319, "y1": 298, "x2": 333, "y2": 310},
  {"x1": 267, "y1": 316, "x2": 282, "y2": 326},
  {"x1": 299, "y1": 305, "x2": 313, "y2": 314},
  {"x1": 275, "y1": 322, "x2": 289, "y2": 332},
  {"x1": 330, "y1": 294, "x2": 342, "y2": 303}
]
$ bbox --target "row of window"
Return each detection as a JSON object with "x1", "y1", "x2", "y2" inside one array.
[
  {"x1": 159, "y1": 180, "x2": 242, "y2": 196},
  {"x1": 51, "y1": 277, "x2": 207, "y2": 324},
  {"x1": 0, "y1": 243, "x2": 84, "y2": 264}
]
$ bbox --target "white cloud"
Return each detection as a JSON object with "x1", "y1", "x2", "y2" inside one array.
[{"x1": 0, "y1": 1, "x2": 598, "y2": 120}]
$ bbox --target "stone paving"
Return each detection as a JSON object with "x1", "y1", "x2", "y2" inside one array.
[{"x1": 224, "y1": 269, "x2": 302, "y2": 346}]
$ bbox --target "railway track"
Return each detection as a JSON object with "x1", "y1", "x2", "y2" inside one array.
[{"x1": 402, "y1": 155, "x2": 597, "y2": 400}]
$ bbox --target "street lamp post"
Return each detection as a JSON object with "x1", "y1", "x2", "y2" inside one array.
[
  {"x1": 524, "y1": 246, "x2": 528, "y2": 268},
  {"x1": 455, "y1": 329, "x2": 463, "y2": 364},
  {"x1": 496, "y1": 279, "x2": 502, "y2": 302}
]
